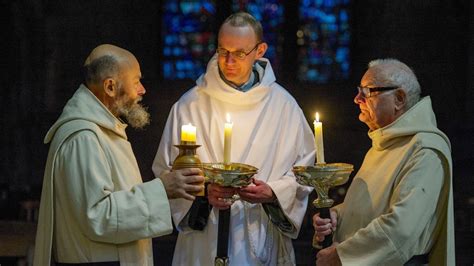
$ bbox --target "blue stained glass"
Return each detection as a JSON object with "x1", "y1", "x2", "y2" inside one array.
[
  {"x1": 298, "y1": 0, "x2": 351, "y2": 82},
  {"x1": 162, "y1": 0, "x2": 217, "y2": 80}
]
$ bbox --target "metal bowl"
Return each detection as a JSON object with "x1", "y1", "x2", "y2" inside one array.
[
  {"x1": 293, "y1": 163, "x2": 354, "y2": 188},
  {"x1": 202, "y1": 162, "x2": 258, "y2": 187}
]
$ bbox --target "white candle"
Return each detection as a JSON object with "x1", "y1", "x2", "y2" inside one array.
[
  {"x1": 314, "y1": 112, "x2": 325, "y2": 164},
  {"x1": 224, "y1": 113, "x2": 233, "y2": 165},
  {"x1": 181, "y1": 123, "x2": 196, "y2": 143}
]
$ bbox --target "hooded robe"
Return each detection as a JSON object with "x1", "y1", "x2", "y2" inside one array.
[
  {"x1": 34, "y1": 85, "x2": 173, "y2": 266},
  {"x1": 333, "y1": 97, "x2": 455, "y2": 265},
  {"x1": 152, "y1": 56, "x2": 316, "y2": 265}
]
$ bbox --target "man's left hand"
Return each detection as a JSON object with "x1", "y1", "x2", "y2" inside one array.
[
  {"x1": 237, "y1": 178, "x2": 275, "y2": 204},
  {"x1": 315, "y1": 244, "x2": 342, "y2": 266}
]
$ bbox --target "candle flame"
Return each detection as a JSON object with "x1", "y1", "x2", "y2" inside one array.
[
  {"x1": 226, "y1": 113, "x2": 231, "y2": 123},
  {"x1": 315, "y1": 112, "x2": 320, "y2": 122}
]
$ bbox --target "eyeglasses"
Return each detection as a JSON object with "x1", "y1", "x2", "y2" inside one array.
[
  {"x1": 216, "y1": 42, "x2": 262, "y2": 60},
  {"x1": 357, "y1": 86, "x2": 399, "y2": 98}
]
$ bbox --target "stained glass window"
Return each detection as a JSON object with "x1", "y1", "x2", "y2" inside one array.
[
  {"x1": 298, "y1": 0, "x2": 351, "y2": 82},
  {"x1": 233, "y1": 0, "x2": 284, "y2": 72},
  {"x1": 162, "y1": 0, "x2": 350, "y2": 83},
  {"x1": 162, "y1": 1, "x2": 217, "y2": 79}
]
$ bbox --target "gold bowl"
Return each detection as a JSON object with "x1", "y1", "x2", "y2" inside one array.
[
  {"x1": 293, "y1": 163, "x2": 353, "y2": 188},
  {"x1": 202, "y1": 163, "x2": 258, "y2": 187},
  {"x1": 293, "y1": 163, "x2": 353, "y2": 208}
]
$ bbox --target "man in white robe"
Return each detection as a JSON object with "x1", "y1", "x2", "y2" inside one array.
[
  {"x1": 34, "y1": 44, "x2": 204, "y2": 266},
  {"x1": 152, "y1": 12, "x2": 316, "y2": 266},
  {"x1": 313, "y1": 59, "x2": 455, "y2": 265}
]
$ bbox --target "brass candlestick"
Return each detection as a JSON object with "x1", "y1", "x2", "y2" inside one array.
[
  {"x1": 172, "y1": 141, "x2": 204, "y2": 196},
  {"x1": 293, "y1": 163, "x2": 353, "y2": 249},
  {"x1": 202, "y1": 162, "x2": 258, "y2": 266}
]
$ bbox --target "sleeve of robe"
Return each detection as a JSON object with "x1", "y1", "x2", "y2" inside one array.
[
  {"x1": 55, "y1": 130, "x2": 173, "y2": 244},
  {"x1": 265, "y1": 105, "x2": 315, "y2": 238},
  {"x1": 151, "y1": 104, "x2": 193, "y2": 227},
  {"x1": 336, "y1": 148, "x2": 445, "y2": 265}
]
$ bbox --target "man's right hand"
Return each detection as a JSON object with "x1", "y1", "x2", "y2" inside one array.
[
  {"x1": 159, "y1": 168, "x2": 205, "y2": 201},
  {"x1": 207, "y1": 183, "x2": 236, "y2": 210},
  {"x1": 313, "y1": 209, "x2": 338, "y2": 242}
]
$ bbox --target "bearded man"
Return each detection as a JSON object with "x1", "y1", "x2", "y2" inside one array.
[{"x1": 34, "y1": 44, "x2": 204, "y2": 266}]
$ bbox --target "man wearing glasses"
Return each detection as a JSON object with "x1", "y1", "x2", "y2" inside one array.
[
  {"x1": 313, "y1": 59, "x2": 455, "y2": 265},
  {"x1": 153, "y1": 12, "x2": 315, "y2": 266}
]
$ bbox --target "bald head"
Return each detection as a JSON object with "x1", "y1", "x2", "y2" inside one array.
[
  {"x1": 83, "y1": 44, "x2": 137, "y2": 87},
  {"x1": 82, "y1": 44, "x2": 148, "y2": 128},
  {"x1": 84, "y1": 44, "x2": 134, "y2": 66}
]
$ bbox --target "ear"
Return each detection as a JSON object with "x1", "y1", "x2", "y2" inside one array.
[
  {"x1": 103, "y1": 78, "x2": 117, "y2": 97},
  {"x1": 255, "y1": 42, "x2": 268, "y2": 59},
  {"x1": 394, "y1": 88, "x2": 407, "y2": 111}
]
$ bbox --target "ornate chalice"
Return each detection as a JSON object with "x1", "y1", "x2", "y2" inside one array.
[
  {"x1": 293, "y1": 163, "x2": 353, "y2": 249},
  {"x1": 202, "y1": 162, "x2": 258, "y2": 266}
]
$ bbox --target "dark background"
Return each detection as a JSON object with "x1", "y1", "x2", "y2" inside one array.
[{"x1": 0, "y1": 0, "x2": 472, "y2": 265}]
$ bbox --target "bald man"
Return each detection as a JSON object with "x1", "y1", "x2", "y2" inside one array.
[{"x1": 34, "y1": 44, "x2": 204, "y2": 266}]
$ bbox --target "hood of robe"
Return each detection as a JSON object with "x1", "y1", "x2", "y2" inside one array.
[
  {"x1": 44, "y1": 84, "x2": 127, "y2": 144},
  {"x1": 195, "y1": 55, "x2": 276, "y2": 106},
  {"x1": 368, "y1": 96, "x2": 451, "y2": 151}
]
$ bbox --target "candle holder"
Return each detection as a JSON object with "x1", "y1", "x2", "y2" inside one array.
[
  {"x1": 293, "y1": 163, "x2": 353, "y2": 249},
  {"x1": 202, "y1": 162, "x2": 258, "y2": 188},
  {"x1": 202, "y1": 162, "x2": 258, "y2": 266},
  {"x1": 172, "y1": 141, "x2": 204, "y2": 196}
]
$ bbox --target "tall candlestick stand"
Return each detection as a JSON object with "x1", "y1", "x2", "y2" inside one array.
[
  {"x1": 203, "y1": 162, "x2": 258, "y2": 266},
  {"x1": 293, "y1": 163, "x2": 353, "y2": 249}
]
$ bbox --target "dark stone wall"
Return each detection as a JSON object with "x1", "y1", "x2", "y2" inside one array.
[{"x1": 1, "y1": 0, "x2": 472, "y2": 264}]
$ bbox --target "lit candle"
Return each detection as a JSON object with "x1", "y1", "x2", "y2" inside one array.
[
  {"x1": 181, "y1": 123, "x2": 196, "y2": 143},
  {"x1": 224, "y1": 113, "x2": 233, "y2": 165},
  {"x1": 314, "y1": 112, "x2": 325, "y2": 164}
]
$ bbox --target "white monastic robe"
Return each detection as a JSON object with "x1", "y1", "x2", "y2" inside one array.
[
  {"x1": 152, "y1": 56, "x2": 316, "y2": 266},
  {"x1": 333, "y1": 97, "x2": 455, "y2": 265},
  {"x1": 34, "y1": 85, "x2": 173, "y2": 266}
]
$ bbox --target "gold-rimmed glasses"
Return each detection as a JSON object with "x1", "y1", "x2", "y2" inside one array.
[{"x1": 216, "y1": 42, "x2": 262, "y2": 60}]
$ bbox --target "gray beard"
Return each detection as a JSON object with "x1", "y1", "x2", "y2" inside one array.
[{"x1": 115, "y1": 95, "x2": 150, "y2": 129}]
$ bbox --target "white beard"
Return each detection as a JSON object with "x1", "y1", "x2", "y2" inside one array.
[{"x1": 114, "y1": 93, "x2": 150, "y2": 129}]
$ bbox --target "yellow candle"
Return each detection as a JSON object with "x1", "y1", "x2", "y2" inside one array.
[
  {"x1": 224, "y1": 113, "x2": 233, "y2": 165},
  {"x1": 314, "y1": 112, "x2": 325, "y2": 164},
  {"x1": 181, "y1": 123, "x2": 196, "y2": 143}
]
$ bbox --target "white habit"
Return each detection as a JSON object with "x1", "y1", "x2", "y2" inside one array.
[
  {"x1": 333, "y1": 97, "x2": 455, "y2": 265},
  {"x1": 34, "y1": 85, "x2": 173, "y2": 266},
  {"x1": 152, "y1": 56, "x2": 315, "y2": 266}
]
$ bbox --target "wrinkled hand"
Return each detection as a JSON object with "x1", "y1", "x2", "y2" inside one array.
[
  {"x1": 159, "y1": 168, "x2": 204, "y2": 201},
  {"x1": 313, "y1": 209, "x2": 337, "y2": 242},
  {"x1": 315, "y1": 244, "x2": 341, "y2": 266},
  {"x1": 237, "y1": 178, "x2": 275, "y2": 204},
  {"x1": 207, "y1": 183, "x2": 236, "y2": 210}
]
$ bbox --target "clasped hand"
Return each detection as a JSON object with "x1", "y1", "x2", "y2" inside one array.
[{"x1": 208, "y1": 178, "x2": 275, "y2": 210}]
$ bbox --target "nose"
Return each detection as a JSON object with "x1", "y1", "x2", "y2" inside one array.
[
  {"x1": 224, "y1": 53, "x2": 236, "y2": 64},
  {"x1": 138, "y1": 82, "x2": 146, "y2": 96},
  {"x1": 354, "y1": 91, "x2": 364, "y2": 104}
]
